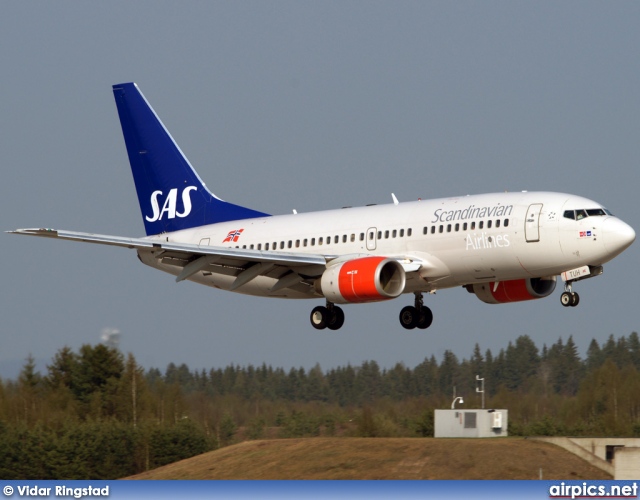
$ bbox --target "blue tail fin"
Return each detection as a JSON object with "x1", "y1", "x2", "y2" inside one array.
[{"x1": 112, "y1": 82, "x2": 270, "y2": 236}]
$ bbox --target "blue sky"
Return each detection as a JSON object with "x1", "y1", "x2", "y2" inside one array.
[{"x1": 2, "y1": 1, "x2": 638, "y2": 380}]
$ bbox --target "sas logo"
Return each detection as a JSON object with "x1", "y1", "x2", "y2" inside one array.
[
  {"x1": 223, "y1": 229, "x2": 244, "y2": 243},
  {"x1": 579, "y1": 231, "x2": 592, "y2": 238},
  {"x1": 146, "y1": 186, "x2": 197, "y2": 222}
]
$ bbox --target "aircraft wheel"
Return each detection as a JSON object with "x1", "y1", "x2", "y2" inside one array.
[
  {"x1": 570, "y1": 292, "x2": 580, "y2": 307},
  {"x1": 327, "y1": 306, "x2": 345, "y2": 330},
  {"x1": 416, "y1": 307, "x2": 433, "y2": 330},
  {"x1": 560, "y1": 292, "x2": 573, "y2": 307},
  {"x1": 399, "y1": 306, "x2": 418, "y2": 330},
  {"x1": 310, "y1": 306, "x2": 328, "y2": 329}
]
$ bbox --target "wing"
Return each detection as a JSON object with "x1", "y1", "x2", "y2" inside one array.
[
  {"x1": 9, "y1": 228, "x2": 450, "y2": 296},
  {"x1": 9, "y1": 228, "x2": 329, "y2": 294}
]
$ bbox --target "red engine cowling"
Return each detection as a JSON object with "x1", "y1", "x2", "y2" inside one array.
[
  {"x1": 467, "y1": 277, "x2": 557, "y2": 304},
  {"x1": 319, "y1": 256, "x2": 406, "y2": 304}
]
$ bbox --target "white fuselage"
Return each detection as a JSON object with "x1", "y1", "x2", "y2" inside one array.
[{"x1": 137, "y1": 191, "x2": 632, "y2": 299}]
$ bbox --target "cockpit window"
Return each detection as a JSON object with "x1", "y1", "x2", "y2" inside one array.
[
  {"x1": 564, "y1": 208, "x2": 613, "y2": 220},
  {"x1": 586, "y1": 208, "x2": 608, "y2": 216}
]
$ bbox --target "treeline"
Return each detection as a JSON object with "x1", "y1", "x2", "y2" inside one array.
[{"x1": 1, "y1": 333, "x2": 639, "y2": 479}]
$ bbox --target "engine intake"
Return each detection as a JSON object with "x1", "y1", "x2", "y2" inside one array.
[
  {"x1": 467, "y1": 277, "x2": 557, "y2": 304},
  {"x1": 320, "y1": 256, "x2": 406, "y2": 304}
]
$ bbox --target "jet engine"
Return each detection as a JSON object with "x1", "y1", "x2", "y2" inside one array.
[
  {"x1": 466, "y1": 277, "x2": 557, "y2": 304},
  {"x1": 319, "y1": 256, "x2": 406, "y2": 304}
]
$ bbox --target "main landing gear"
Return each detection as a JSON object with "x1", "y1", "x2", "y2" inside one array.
[
  {"x1": 399, "y1": 293, "x2": 433, "y2": 330},
  {"x1": 560, "y1": 283, "x2": 580, "y2": 307},
  {"x1": 310, "y1": 302, "x2": 345, "y2": 330},
  {"x1": 309, "y1": 293, "x2": 434, "y2": 331}
]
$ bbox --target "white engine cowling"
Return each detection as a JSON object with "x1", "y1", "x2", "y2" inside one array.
[
  {"x1": 320, "y1": 256, "x2": 406, "y2": 304},
  {"x1": 468, "y1": 277, "x2": 557, "y2": 304}
]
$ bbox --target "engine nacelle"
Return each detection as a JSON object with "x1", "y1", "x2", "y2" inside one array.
[
  {"x1": 319, "y1": 256, "x2": 406, "y2": 304},
  {"x1": 467, "y1": 277, "x2": 557, "y2": 304}
]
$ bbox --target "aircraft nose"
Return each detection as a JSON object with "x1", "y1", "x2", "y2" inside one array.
[{"x1": 602, "y1": 217, "x2": 636, "y2": 257}]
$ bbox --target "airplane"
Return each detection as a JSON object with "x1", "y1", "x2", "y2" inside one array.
[{"x1": 9, "y1": 83, "x2": 636, "y2": 331}]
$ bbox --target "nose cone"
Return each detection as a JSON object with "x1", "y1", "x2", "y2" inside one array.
[{"x1": 602, "y1": 217, "x2": 636, "y2": 257}]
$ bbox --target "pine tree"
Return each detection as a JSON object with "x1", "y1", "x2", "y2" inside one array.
[
  {"x1": 74, "y1": 344, "x2": 124, "y2": 417},
  {"x1": 562, "y1": 336, "x2": 583, "y2": 396},
  {"x1": 438, "y1": 350, "x2": 460, "y2": 396},
  {"x1": 629, "y1": 332, "x2": 640, "y2": 370},
  {"x1": 18, "y1": 355, "x2": 43, "y2": 425},
  {"x1": 46, "y1": 346, "x2": 78, "y2": 391},
  {"x1": 585, "y1": 338, "x2": 603, "y2": 372},
  {"x1": 615, "y1": 335, "x2": 633, "y2": 369}
]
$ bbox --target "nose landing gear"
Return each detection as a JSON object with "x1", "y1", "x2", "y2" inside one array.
[
  {"x1": 560, "y1": 283, "x2": 580, "y2": 307},
  {"x1": 399, "y1": 293, "x2": 433, "y2": 330},
  {"x1": 310, "y1": 302, "x2": 345, "y2": 330}
]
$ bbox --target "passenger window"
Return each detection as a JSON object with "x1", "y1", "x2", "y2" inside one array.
[
  {"x1": 311, "y1": 238, "x2": 315, "y2": 246},
  {"x1": 342, "y1": 235, "x2": 347, "y2": 243},
  {"x1": 479, "y1": 221, "x2": 484, "y2": 229},
  {"x1": 563, "y1": 210, "x2": 575, "y2": 220},
  {"x1": 504, "y1": 219, "x2": 509, "y2": 227},
  {"x1": 463, "y1": 222, "x2": 468, "y2": 231},
  {"x1": 431, "y1": 226, "x2": 436, "y2": 234},
  {"x1": 288, "y1": 241, "x2": 292, "y2": 249},
  {"x1": 350, "y1": 234, "x2": 355, "y2": 242},
  {"x1": 295, "y1": 240, "x2": 300, "y2": 248},
  {"x1": 280, "y1": 242, "x2": 284, "y2": 249},
  {"x1": 326, "y1": 236, "x2": 331, "y2": 245},
  {"x1": 377, "y1": 231, "x2": 382, "y2": 239},
  {"x1": 369, "y1": 231, "x2": 374, "y2": 240},
  {"x1": 334, "y1": 235, "x2": 339, "y2": 244},
  {"x1": 455, "y1": 223, "x2": 459, "y2": 232},
  {"x1": 384, "y1": 230, "x2": 389, "y2": 239},
  {"x1": 242, "y1": 245, "x2": 247, "y2": 249},
  {"x1": 407, "y1": 228, "x2": 412, "y2": 237},
  {"x1": 265, "y1": 243, "x2": 269, "y2": 250},
  {"x1": 392, "y1": 230, "x2": 397, "y2": 238},
  {"x1": 439, "y1": 225, "x2": 443, "y2": 233},
  {"x1": 318, "y1": 237, "x2": 323, "y2": 245},
  {"x1": 257, "y1": 243, "x2": 262, "y2": 250},
  {"x1": 447, "y1": 224, "x2": 451, "y2": 233},
  {"x1": 250, "y1": 244, "x2": 254, "y2": 249},
  {"x1": 496, "y1": 220, "x2": 501, "y2": 228},
  {"x1": 303, "y1": 239, "x2": 307, "y2": 247},
  {"x1": 423, "y1": 226, "x2": 428, "y2": 235},
  {"x1": 487, "y1": 220, "x2": 492, "y2": 229},
  {"x1": 400, "y1": 229, "x2": 404, "y2": 237},
  {"x1": 359, "y1": 233, "x2": 364, "y2": 241},
  {"x1": 471, "y1": 222, "x2": 476, "y2": 230}
]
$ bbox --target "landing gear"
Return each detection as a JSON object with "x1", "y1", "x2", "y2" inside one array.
[
  {"x1": 560, "y1": 283, "x2": 580, "y2": 307},
  {"x1": 310, "y1": 302, "x2": 345, "y2": 330},
  {"x1": 310, "y1": 305, "x2": 328, "y2": 329},
  {"x1": 399, "y1": 293, "x2": 433, "y2": 330},
  {"x1": 327, "y1": 305, "x2": 345, "y2": 330}
]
